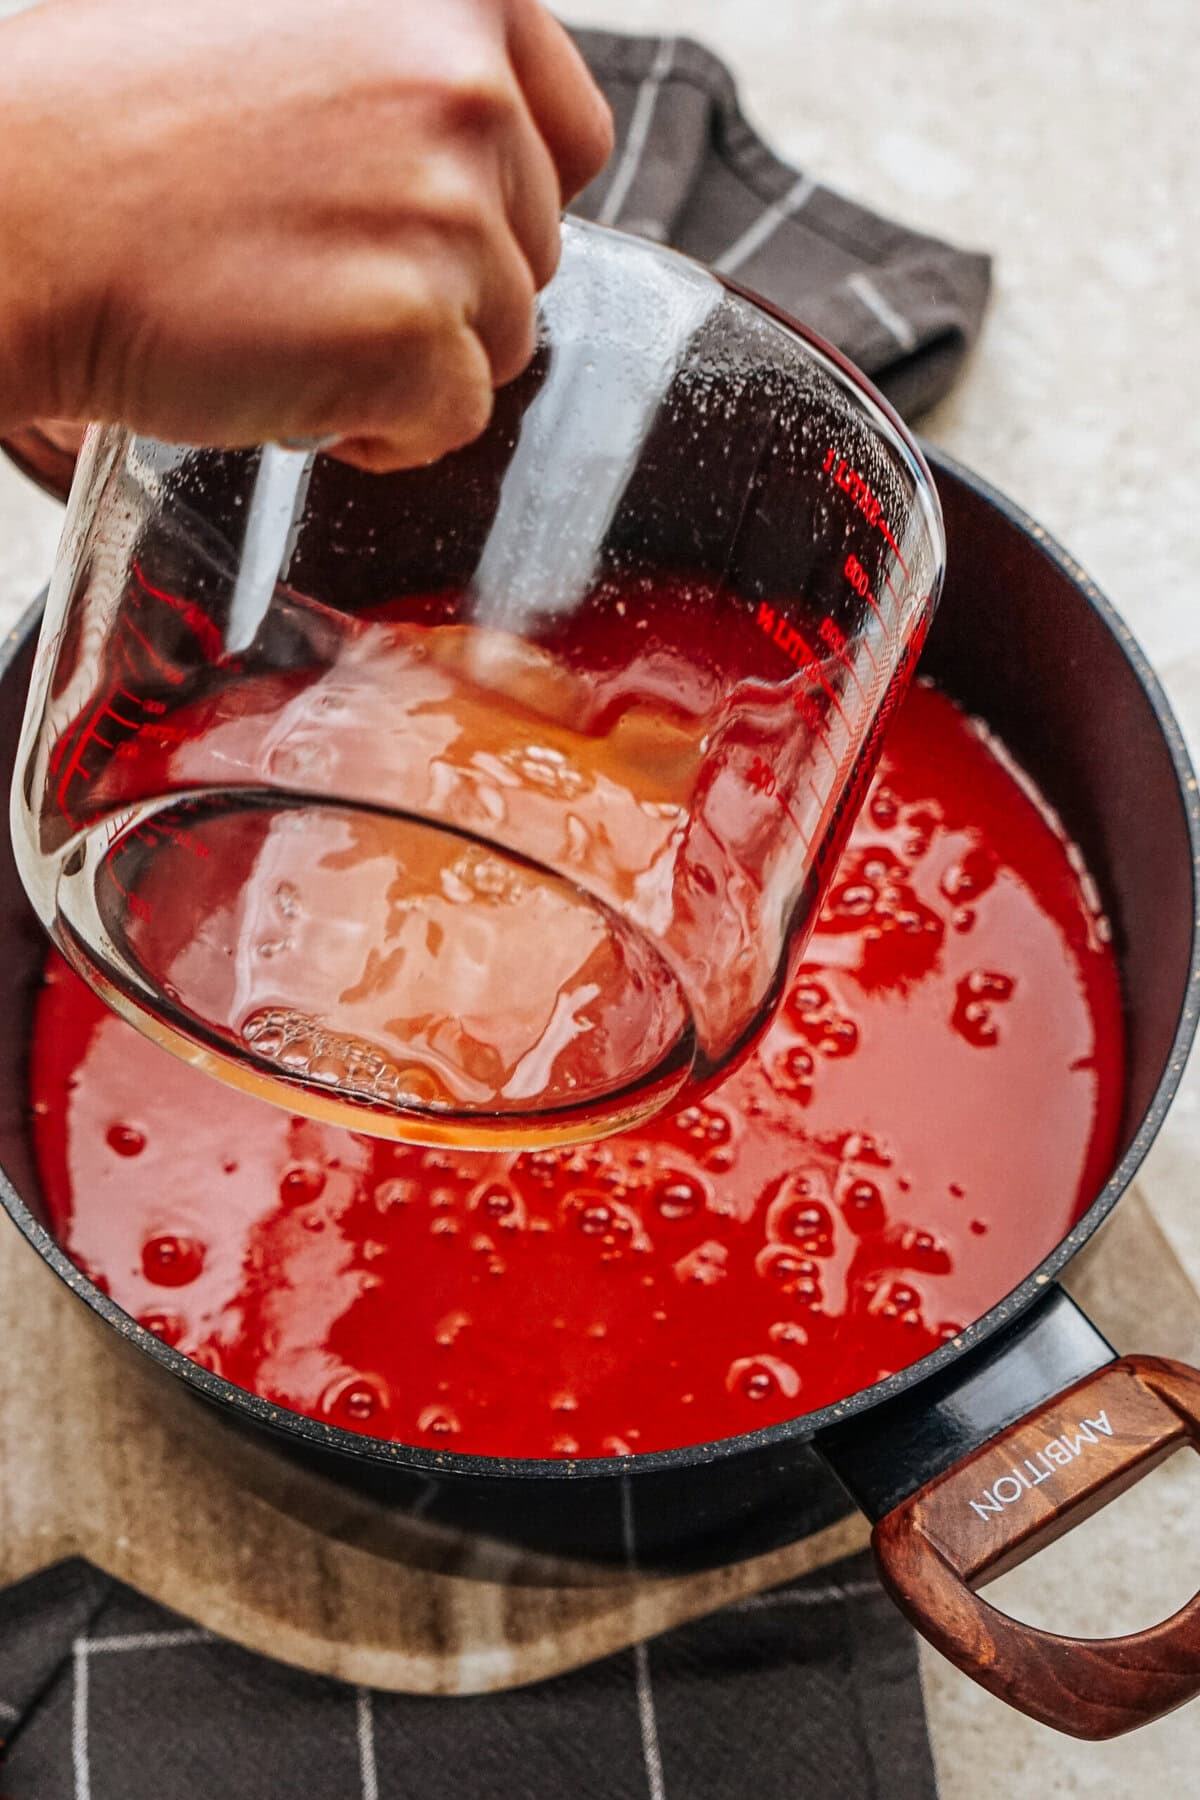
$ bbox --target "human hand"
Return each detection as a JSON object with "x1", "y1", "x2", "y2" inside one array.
[{"x1": 0, "y1": 0, "x2": 612, "y2": 470}]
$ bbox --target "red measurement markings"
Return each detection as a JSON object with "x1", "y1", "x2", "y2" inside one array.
[
  {"x1": 93, "y1": 807, "x2": 209, "y2": 925},
  {"x1": 877, "y1": 571, "x2": 935, "y2": 662},
  {"x1": 157, "y1": 820, "x2": 211, "y2": 860},
  {"x1": 102, "y1": 808, "x2": 137, "y2": 849},
  {"x1": 105, "y1": 786, "x2": 211, "y2": 866},
  {"x1": 53, "y1": 686, "x2": 150, "y2": 822},
  {"x1": 89, "y1": 809, "x2": 156, "y2": 921},
  {"x1": 105, "y1": 860, "x2": 154, "y2": 923},
  {"x1": 132, "y1": 562, "x2": 225, "y2": 664},
  {"x1": 745, "y1": 754, "x2": 805, "y2": 837},
  {"x1": 123, "y1": 613, "x2": 185, "y2": 686},
  {"x1": 754, "y1": 602, "x2": 851, "y2": 731},
  {"x1": 881, "y1": 570, "x2": 933, "y2": 621},
  {"x1": 817, "y1": 613, "x2": 872, "y2": 689},
  {"x1": 794, "y1": 694, "x2": 838, "y2": 768},
  {"x1": 843, "y1": 552, "x2": 887, "y2": 628},
  {"x1": 877, "y1": 517, "x2": 908, "y2": 575},
  {"x1": 822, "y1": 447, "x2": 910, "y2": 579}
]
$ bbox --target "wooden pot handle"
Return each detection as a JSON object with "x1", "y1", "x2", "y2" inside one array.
[{"x1": 873, "y1": 1356, "x2": 1200, "y2": 1738}]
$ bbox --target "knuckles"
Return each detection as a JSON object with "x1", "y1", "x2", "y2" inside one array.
[
  {"x1": 484, "y1": 289, "x2": 537, "y2": 387},
  {"x1": 332, "y1": 373, "x2": 495, "y2": 473},
  {"x1": 420, "y1": 68, "x2": 518, "y2": 145}
]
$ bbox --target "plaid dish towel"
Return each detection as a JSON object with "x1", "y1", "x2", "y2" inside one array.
[
  {"x1": 570, "y1": 30, "x2": 990, "y2": 418},
  {"x1": 0, "y1": 1551, "x2": 936, "y2": 1798}
]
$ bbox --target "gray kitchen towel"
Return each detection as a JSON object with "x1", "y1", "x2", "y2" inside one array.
[
  {"x1": 571, "y1": 30, "x2": 990, "y2": 418},
  {"x1": 0, "y1": 1552, "x2": 937, "y2": 1799},
  {"x1": 0, "y1": 31, "x2": 977, "y2": 1797}
]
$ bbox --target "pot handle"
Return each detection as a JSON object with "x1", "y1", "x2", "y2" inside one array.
[{"x1": 873, "y1": 1355, "x2": 1200, "y2": 1739}]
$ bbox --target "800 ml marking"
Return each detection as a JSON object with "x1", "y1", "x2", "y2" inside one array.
[{"x1": 843, "y1": 554, "x2": 887, "y2": 634}]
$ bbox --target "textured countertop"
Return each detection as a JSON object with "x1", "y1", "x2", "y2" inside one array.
[{"x1": 1, "y1": 0, "x2": 1198, "y2": 1789}]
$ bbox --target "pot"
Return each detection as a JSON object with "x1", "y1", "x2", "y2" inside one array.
[{"x1": 1, "y1": 447, "x2": 1198, "y2": 1739}]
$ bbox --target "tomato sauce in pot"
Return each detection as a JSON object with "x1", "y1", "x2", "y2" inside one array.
[{"x1": 31, "y1": 680, "x2": 1123, "y2": 1458}]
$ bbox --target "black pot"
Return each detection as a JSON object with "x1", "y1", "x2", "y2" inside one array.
[{"x1": 2, "y1": 449, "x2": 1199, "y2": 1739}]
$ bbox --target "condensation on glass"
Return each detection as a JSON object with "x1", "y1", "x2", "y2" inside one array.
[{"x1": 12, "y1": 221, "x2": 944, "y2": 1147}]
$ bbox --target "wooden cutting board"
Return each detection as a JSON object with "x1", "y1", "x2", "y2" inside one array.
[{"x1": 0, "y1": 1182, "x2": 1194, "y2": 1694}]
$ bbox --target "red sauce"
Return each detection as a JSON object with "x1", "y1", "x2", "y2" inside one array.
[{"x1": 31, "y1": 680, "x2": 1124, "y2": 1458}]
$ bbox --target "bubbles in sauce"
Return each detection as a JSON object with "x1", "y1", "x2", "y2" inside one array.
[{"x1": 30, "y1": 683, "x2": 1123, "y2": 1458}]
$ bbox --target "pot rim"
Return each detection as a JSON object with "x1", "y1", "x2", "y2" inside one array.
[{"x1": 2, "y1": 447, "x2": 1197, "y2": 1485}]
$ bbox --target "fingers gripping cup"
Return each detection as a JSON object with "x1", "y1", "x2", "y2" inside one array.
[{"x1": 11, "y1": 222, "x2": 944, "y2": 1147}]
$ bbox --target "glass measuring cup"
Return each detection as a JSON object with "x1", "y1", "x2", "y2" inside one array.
[{"x1": 11, "y1": 220, "x2": 944, "y2": 1148}]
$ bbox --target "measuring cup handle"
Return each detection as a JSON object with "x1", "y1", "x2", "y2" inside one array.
[{"x1": 872, "y1": 1355, "x2": 1200, "y2": 1739}]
